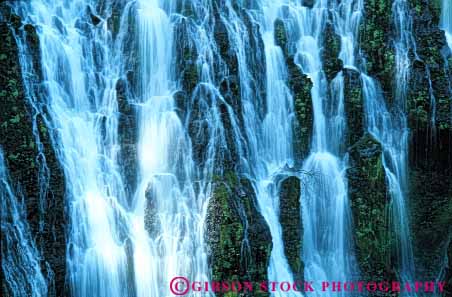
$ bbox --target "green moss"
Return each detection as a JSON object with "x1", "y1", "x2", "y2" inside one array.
[
  {"x1": 279, "y1": 177, "x2": 303, "y2": 280},
  {"x1": 274, "y1": 18, "x2": 288, "y2": 55},
  {"x1": 206, "y1": 173, "x2": 271, "y2": 297},
  {"x1": 347, "y1": 134, "x2": 395, "y2": 282},
  {"x1": 286, "y1": 57, "x2": 313, "y2": 160}
]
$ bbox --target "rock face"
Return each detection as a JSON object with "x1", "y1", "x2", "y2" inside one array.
[
  {"x1": 0, "y1": 8, "x2": 67, "y2": 297},
  {"x1": 274, "y1": 17, "x2": 313, "y2": 160},
  {"x1": 343, "y1": 69, "x2": 364, "y2": 148},
  {"x1": 323, "y1": 21, "x2": 343, "y2": 82},
  {"x1": 205, "y1": 173, "x2": 272, "y2": 297},
  {"x1": 407, "y1": 0, "x2": 452, "y2": 282},
  {"x1": 116, "y1": 77, "x2": 138, "y2": 199},
  {"x1": 287, "y1": 58, "x2": 313, "y2": 161},
  {"x1": 1, "y1": 0, "x2": 452, "y2": 295},
  {"x1": 279, "y1": 176, "x2": 303, "y2": 280},
  {"x1": 359, "y1": 0, "x2": 395, "y2": 102},
  {"x1": 347, "y1": 134, "x2": 395, "y2": 282}
]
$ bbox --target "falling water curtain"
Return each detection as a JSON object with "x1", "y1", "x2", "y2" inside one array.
[{"x1": 0, "y1": 1, "x2": 451, "y2": 297}]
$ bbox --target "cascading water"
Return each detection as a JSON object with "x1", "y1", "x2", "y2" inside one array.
[
  {"x1": 441, "y1": 0, "x2": 452, "y2": 50},
  {"x1": 0, "y1": 149, "x2": 47, "y2": 297},
  {"x1": 132, "y1": 1, "x2": 214, "y2": 295},
  {"x1": 292, "y1": 1, "x2": 360, "y2": 294},
  {"x1": 206, "y1": 1, "x2": 303, "y2": 293},
  {"x1": 361, "y1": 75, "x2": 415, "y2": 284},
  {"x1": 5, "y1": 0, "x2": 448, "y2": 296},
  {"x1": 248, "y1": 1, "x2": 301, "y2": 292},
  {"x1": 14, "y1": 2, "x2": 134, "y2": 296},
  {"x1": 360, "y1": 0, "x2": 416, "y2": 286}
]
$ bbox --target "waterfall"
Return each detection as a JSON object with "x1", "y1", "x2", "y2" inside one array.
[
  {"x1": 132, "y1": 0, "x2": 213, "y2": 295},
  {"x1": 248, "y1": 1, "x2": 301, "y2": 293},
  {"x1": 359, "y1": 0, "x2": 416, "y2": 286},
  {"x1": 1, "y1": 149, "x2": 48, "y2": 297},
  {"x1": 14, "y1": 2, "x2": 134, "y2": 296},
  {"x1": 390, "y1": 0, "x2": 416, "y2": 283},
  {"x1": 293, "y1": 0, "x2": 361, "y2": 293},
  {"x1": 5, "y1": 0, "x2": 444, "y2": 296},
  {"x1": 441, "y1": 0, "x2": 452, "y2": 50},
  {"x1": 361, "y1": 75, "x2": 415, "y2": 285}
]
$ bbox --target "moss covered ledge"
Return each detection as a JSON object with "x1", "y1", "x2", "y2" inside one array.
[
  {"x1": 346, "y1": 133, "x2": 395, "y2": 282},
  {"x1": 205, "y1": 173, "x2": 272, "y2": 297}
]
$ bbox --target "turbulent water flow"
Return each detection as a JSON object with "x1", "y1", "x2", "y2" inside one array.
[
  {"x1": 1, "y1": 149, "x2": 48, "y2": 297},
  {"x1": 361, "y1": 75, "x2": 415, "y2": 285},
  {"x1": 14, "y1": 2, "x2": 134, "y2": 296},
  {"x1": 359, "y1": 0, "x2": 416, "y2": 286},
  {"x1": 292, "y1": 0, "x2": 360, "y2": 293},
  {"x1": 5, "y1": 0, "x2": 440, "y2": 296},
  {"x1": 132, "y1": 1, "x2": 215, "y2": 296},
  {"x1": 243, "y1": 1, "x2": 301, "y2": 293}
]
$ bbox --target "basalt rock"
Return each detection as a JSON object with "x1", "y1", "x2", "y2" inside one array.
[
  {"x1": 347, "y1": 133, "x2": 395, "y2": 282},
  {"x1": 144, "y1": 182, "x2": 159, "y2": 237},
  {"x1": 343, "y1": 68, "x2": 364, "y2": 148},
  {"x1": 206, "y1": 173, "x2": 272, "y2": 297},
  {"x1": 359, "y1": 0, "x2": 395, "y2": 103},
  {"x1": 323, "y1": 21, "x2": 343, "y2": 82},
  {"x1": 279, "y1": 176, "x2": 303, "y2": 281},
  {"x1": 116, "y1": 77, "x2": 138, "y2": 198},
  {"x1": 241, "y1": 8, "x2": 267, "y2": 116},
  {"x1": 407, "y1": 0, "x2": 452, "y2": 281},
  {"x1": 409, "y1": 170, "x2": 452, "y2": 280},
  {"x1": 274, "y1": 18, "x2": 289, "y2": 56},
  {"x1": 444, "y1": 241, "x2": 452, "y2": 296},
  {"x1": 174, "y1": 17, "x2": 199, "y2": 95},
  {"x1": 301, "y1": 0, "x2": 315, "y2": 9},
  {"x1": 0, "y1": 11, "x2": 67, "y2": 297},
  {"x1": 408, "y1": 0, "x2": 452, "y2": 173},
  {"x1": 287, "y1": 57, "x2": 313, "y2": 161}
]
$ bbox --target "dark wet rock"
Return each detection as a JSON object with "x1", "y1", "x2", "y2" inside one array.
[
  {"x1": 214, "y1": 15, "x2": 238, "y2": 75},
  {"x1": 343, "y1": 68, "x2": 364, "y2": 147},
  {"x1": 274, "y1": 18, "x2": 288, "y2": 56},
  {"x1": 301, "y1": 0, "x2": 315, "y2": 9},
  {"x1": 347, "y1": 133, "x2": 395, "y2": 282},
  {"x1": 407, "y1": 0, "x2": 452, "y2": 174},
  {"x1": 241, "y1": 9, "x2": 267, "y2": 116},
  {"x1": 174, "y1": 17, "x2": 199, "y2": 94},
  {"x1": 410, "y1": 170, "x2": 452, "y2": 280},
  {"x1": 0, "y1": 12, "x2": 67, "y2": 297},
  {"x1": 279, "y1": 176, "x2": 303, "y2": 280},
  {"x1": 323, "y1": 21, "x2": 343, "y2": 81},
  {"x1": 144, "y1": 182, "x2": 159, "y2": 237},
  {"x1": 173, "y1": 90, "x2": 189, "y2": 121},
  {"x1": 206, "y1": 173, "x2": 271, "y2": 297},
  {"x1": 286, "y1": 57, "x2": 313, "y2": 160},
  {"x1": 444, "y1": 242, "x2": 452, "y2": 296},
  {"x1": 86, "y1": 6, "x2": 102, "y2": 26},
  {"x1": 116, "y1": 78, "x2": 137, "y2": 197},
  {"x1": 359, "y1": 0, "x2": 394, "y2": 103},
  {"x1": 406, "y1": 1, "x2": 452, "y2": 282},
  {"x1": 219, "y1": 75, "x2": 243, "y2": 122}
]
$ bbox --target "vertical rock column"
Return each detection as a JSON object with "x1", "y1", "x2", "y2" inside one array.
[{"x1": 0, "y1": 9, "x2": 67, "y2": 297}]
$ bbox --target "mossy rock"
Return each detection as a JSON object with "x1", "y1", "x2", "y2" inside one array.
[
  {"x1": 0, "y1": 12, "x2": 67, "y2": 297},
  {"x1": 347, "y1": 133, "x2": 395, "y2": 282},
  {"x1": 206, "y1": 173, "x2": 272, "y2": 297},
  {"x1": 279, "y1": 176, "x2": 303, "y2": 280},
  {"x1": 286, "y1": 57, "x2": 313, "y2": 161},
  {"x1": 343, "y1": 68, "x2": 364, "y2": 148}
]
